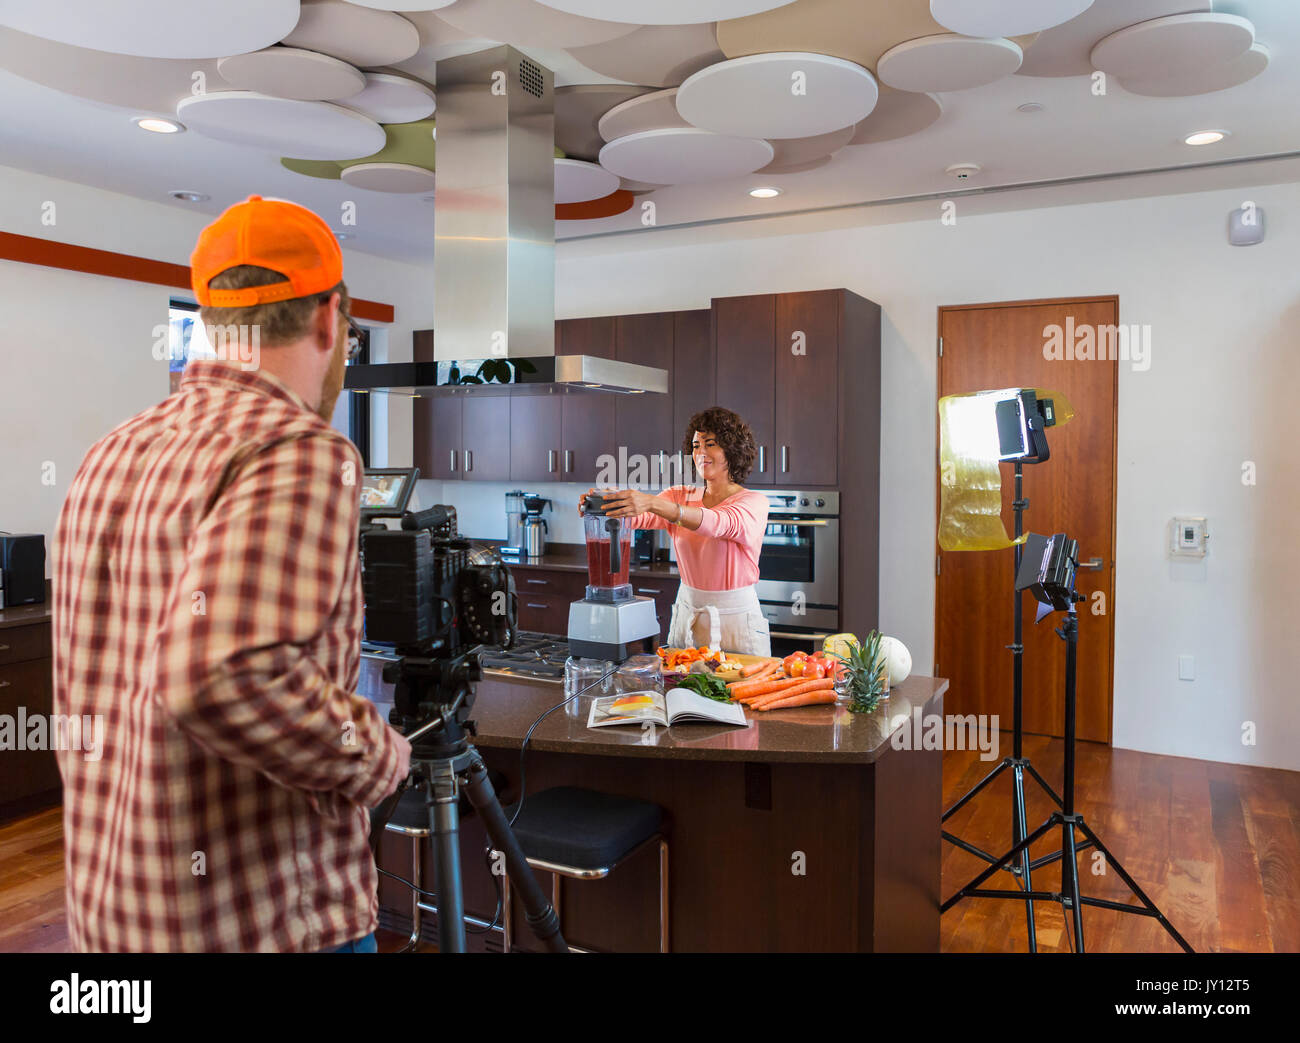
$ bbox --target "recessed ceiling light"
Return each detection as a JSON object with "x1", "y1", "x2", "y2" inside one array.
[
  {"x1": 749, "y1": 187, "x2": 782, "y2": 198},
  {"x1": 135, "y1": 116, "x2": 184, "y2": 134},
  {"x1": 335, "y1": 231, "x2": 353, "y2": 240},
  {"x1": 1016, "y1": 102, "x2": 1044, "y2": 113},
  {"x1": 168, "y1": 190, "x2": 208, "y2": 202},
  {"x1": 1184, "y1": 130, "x2": 1227, "y2": 146}
]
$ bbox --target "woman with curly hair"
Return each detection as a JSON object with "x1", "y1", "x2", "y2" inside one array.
[{"x1": 583, "y1": 406, "x2": 771, "y2": 656}]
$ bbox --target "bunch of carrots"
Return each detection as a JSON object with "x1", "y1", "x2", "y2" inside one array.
[{"x1": 726, "y1": 659, "x2": 836, "y2": 710}]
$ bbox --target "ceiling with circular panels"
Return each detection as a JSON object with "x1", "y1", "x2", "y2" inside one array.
[
  {"x1": 217, "y1": 47, "x2": 366, "y2": 102},
  {"x1": 0, "y1": 0, "x2": 1286, "y2": 234},
  {"x1": 281, "y1": 0, "x2": 421, "y2": 68},
  {"x1": 0, "y1": 0, "x2": 300, "y2": 60},
  {"x1": 677, "y1": 53, "x2": 878, "y2": 139},
  {"x1": 929, "y1": 0, "x2": 1096, "y2": 40},
  {"x1": 536, "y1": 1, "x2": 796, "y2": 25},
  {"x1": 600, "y1": 128, "x2": 774, "y2": 184}
]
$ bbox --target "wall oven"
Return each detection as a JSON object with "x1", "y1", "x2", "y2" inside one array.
[{"x1": 755, "y1": 490, "x2": 839, "y2": 656}]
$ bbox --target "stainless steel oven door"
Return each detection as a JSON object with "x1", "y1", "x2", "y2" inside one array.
[{"x1": 755, "y1": 515, "x2": 839, "y2": 610}]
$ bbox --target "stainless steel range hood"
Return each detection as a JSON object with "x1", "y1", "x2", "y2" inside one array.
[{"x1": 345, "y1": 44, "x2": 667, "y2": 398}]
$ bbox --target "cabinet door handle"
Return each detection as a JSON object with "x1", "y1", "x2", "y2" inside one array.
[
  {"x1": 548, "y1": 449, "x2": 556, "y2": 473},
  {"x1": 525, "y1": 602, "x2": 548, "y2": 610},
  {"x1": 0, "y1": 680, "x2": 9, "y2": 689},
  {"x1": 449, "y1": 449, "x2": 457, "y2": 472},
  {"x1": 464, "y1": 450, "x2": 472, "y2": 472},
  {"x1": 0, "y1": 644, "x2": 8, "y2": 652},
  {"x1": 758, "y1": 446, "x2": 766, "y2": 473},
  {"x1": 635, "y1": 588, "x2": 660, "y2": 596},
  {"x1": 564, "y1": 449, "x2": 573, "y2": 473},
  {"x1": 525, "y1": 578, "x2": 550, "y2": 586},
  {"x1": 781, "y1": 445, "x2": 789, "y2": 473}
]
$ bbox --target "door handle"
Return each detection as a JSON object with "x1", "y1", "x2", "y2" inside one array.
[
  {"x1": 1079, "y1": 557, "x2": 1104, "y2": 570},
  {"x1": 781, "y1": 445, "x2": 788, "y2": 473},
  {"x1": 548, "y1": 449, "x2": 556, "y2": 473},
  {"x1": 449, "y1": 449, "x2": 457, "y2": 472},
  {"x1": 767, "y1": 630, "x2": 832, "y2": 641},
  {"x1": 758, "y1": 446, "x2": 766, "y2": 473},
  {"x1": 525, "y1": 603, "x2": 548, "y2": 610},
  {"x1": 564, "y1": 449, "x2": 573, "y2": 473},
  {"x1": 464, "y1": 450, "x2": 472, "y2": 472}
]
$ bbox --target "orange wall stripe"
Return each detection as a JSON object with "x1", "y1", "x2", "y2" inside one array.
[{"x1": 0, "y1": 230, "x2": 395, "y2": 323}]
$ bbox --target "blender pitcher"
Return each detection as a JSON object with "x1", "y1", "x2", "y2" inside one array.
[{"x1": 582, "y1": 494, "x2": 633, "y2": 601}]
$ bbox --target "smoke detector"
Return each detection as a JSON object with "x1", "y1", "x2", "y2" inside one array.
[{"x1": 946, "y1": 162, "x2": 982, "y2": 181}]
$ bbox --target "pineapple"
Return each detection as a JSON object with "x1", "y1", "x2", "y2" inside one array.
[{"x1": 832, "y1": 631, "x2": 887, "y2": 714}]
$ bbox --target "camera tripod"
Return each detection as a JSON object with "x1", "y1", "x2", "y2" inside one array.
[
  {"x1": 369, "y1": 650, "x2": 567, "y2": 953},
  {"x1": 941, "y1": 462, "x2": 1064, "y2": 950},
  {"x1": 942, "y1": 601, "x2": 1193, "y2": 952}
]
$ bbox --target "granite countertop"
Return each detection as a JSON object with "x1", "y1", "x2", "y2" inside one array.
[
  {"x1": 359, "y1": 655, "x2": 947, "y2": 765},
  {"x1": 485, "y1": 540, "x2": 681, "y2": 579}
]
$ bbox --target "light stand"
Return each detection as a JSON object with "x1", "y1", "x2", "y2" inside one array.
[
  {"x1": 940, "y1": 462, "x2": 1065, "y2": 952},
  {"x1": 942, "y1": 597, "x2": 1193, "y2": 953}
]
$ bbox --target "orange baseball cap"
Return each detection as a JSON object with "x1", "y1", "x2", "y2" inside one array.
[{"x1": 191, "y1": 195, "x2": 342, "y2": 308}]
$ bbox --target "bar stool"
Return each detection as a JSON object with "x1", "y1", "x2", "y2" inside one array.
[
  {"x1": 377, "y1": 774, "x2": 508, "y2": 952},
  {"x1": 501, "y1": 786, "x2": 669, "y2": 953}
]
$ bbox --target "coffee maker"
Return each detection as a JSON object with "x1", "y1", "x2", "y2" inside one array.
[
  {"x1": 502, "y1": 490, "x2": 529, "y2": 557},
  {"x1": 567, "y1": 494, "x2": 658, "y2": 662}
]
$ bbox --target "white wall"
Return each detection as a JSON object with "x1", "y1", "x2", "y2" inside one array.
[
  {"x1": 544, "y1": 179, "x2": 1300, "y2": 773},
  {"x1": 0, "y1": 163, "x2": 435, "y2": 564}
]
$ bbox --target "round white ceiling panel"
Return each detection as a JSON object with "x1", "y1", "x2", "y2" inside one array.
[
  {"x1": 344, "y1": 0, "x2": 455, "y2": 10},
  {"x1": 0, "y1": 26, "x2": 229, "y2": 111},
  {"x1": 340, "y1": 162, "x2": 437, "y2": 192},
  {"x1": 1090, "y1": 13, "x2": 1254, "y2": 79},
  {"x1": 177, "y1": 92, "x2": 386, "y2": 160},
  {"x1": 281, "y1": 0, "x2": 420, "y2": 68},
  {"x1": 536, "y1": 1, "x2": 796, "y2": 26},
  {"x1": 757, "y1": 124, "x2": 853, "y2": 173},
  {"x1": 340, "y1": 72, "x2": 435, "y2": 122},
  {"x1": 216, "y1": 48, "x2": 365, "y2": 102},
  {"x1": 619, "y1": 176, "x2": 662, "y2": 194},
  {"x1": 1018, "y1": 0, "x2": 1210, "y2": 78},
  {"x1": 677, "y1": 53, "x2": 878, "y2": 140},
  {"x1": 394, "y1": 11, "x2": 495, "y2": 82},
  {"x1": 566, "y1": 23, "x2": 725, "y2": 88},
  {"x1": 1120, "y1": 41, "x2": 1268, "y2": 97},
  {"x1": 930, "y1": 0, "x2": 1093, "y2": 39},
  {"x1": 0, "y1": 0, "x2": 299, "y2": 59},
  {"x1": 555, "y1": 83, "x2": 653, "y2": 160},
  {"x1": 598, "y1": 88, "x2": 689, "y2": 142},
  {"x1": 599, "y1": 127, "x2": 773, "y2": 184},
  {"x1": 877, "y1": 34, "x2": 1022, "y2": 92},
  {"x1": 554, "y1": 158, "x2": 619, "y2": 203},
  {"x1": 846, "y1": 86, "x2": 940, "y2": 144},
  {"x1": 438, "y1": 0, "x2": 639, "y2": 49}
]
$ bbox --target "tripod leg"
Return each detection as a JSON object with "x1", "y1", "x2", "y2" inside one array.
[
  {"x1": 1062, "y1": 820, "x2": 1085, "y2": 953},
  {"x1": 425, "y1": 766, "x2": 467, "y2": 953},
  {"x1": 942, "y1": 758, "x2": 1009, "y2": 822},
  {"x1": 1012, "y1": 762, "x2": 1037, "y2": 953},
  {"x1": 459, "y1": 752, "x2": 567, "y2": 953},
  {"x1": 1076, "y1": 821, "x2": 1194, "y2": 953},
  {"x1": 942, "y1": 814, "x2": 1057, "y2": 912}
]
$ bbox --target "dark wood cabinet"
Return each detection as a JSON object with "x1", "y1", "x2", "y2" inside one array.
[
  {"x1": 560, "y1": 387, "x2": 616, "y2": 485},
  {"x1": 615, "y1": 312, "x2": 674, "y2": 480},
  {"x1": 460, "y1": 390, "x2": 511, "y2": 481},
  {"x1": 671, "y1": 309, "x2": 713, "y2": 482},
  {"x1": 509, "y1": 390, "x2": 562, "y2": 481},
  {"x1": 511, "y1": 568, "x2": 586, "y2": 633},
  {"x1": 0, "y1": 620, "x2": 60, "y2": 816},
  {"x1": 775, "y1": 290, "x2": 840, "y2": 487},
  {"x1": 414, "y1": 388, "x2": 463, "y2": 480},
  {"x1": 713, "y1": 294, "x2": 776, "y2": 485},
  {"x1": 557, "y1": 316, "x2": 616, "y2": 359},
  {"x1": 628, "y1": 575, "x2": 675, "y2": 644}
]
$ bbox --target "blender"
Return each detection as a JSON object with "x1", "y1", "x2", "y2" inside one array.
[{"x1": 567, "y1": 494, "x2": 659, "y2": 662}]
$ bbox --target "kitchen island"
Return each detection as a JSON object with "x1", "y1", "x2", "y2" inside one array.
[{"x1": 360, "y1": 658, "x2": 946, "y2": 952}]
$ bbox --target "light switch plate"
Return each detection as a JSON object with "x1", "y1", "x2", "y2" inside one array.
[{"x1": 1179, "y1": 655, "x2": 1195, "y2": 681}]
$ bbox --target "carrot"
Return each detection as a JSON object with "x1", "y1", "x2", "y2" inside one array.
[
  {"x1": 730, "y1": 662, "x2": 778, "y2": 688},
  {"x1": 740, "y1": 659, "x2": 775, "y2": 678},
  {"x1": 754, "y1": 689, "x2": 838, "y2": 710},
  {"x1": 730, "y1": 676, "x2": 805, "y2": 700},
  {"x1": 750, "y1": 678, "x2": 834, "y2": 709}
]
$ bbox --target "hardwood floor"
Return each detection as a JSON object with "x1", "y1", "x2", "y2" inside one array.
[{"x1": 3, "y1": 738, "x2": 1296, "y2": 953}]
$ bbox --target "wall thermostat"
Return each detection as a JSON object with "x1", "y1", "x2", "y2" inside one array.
[{"x1": 1170, "y1": 516, "x2": 1208, "y2": 558}]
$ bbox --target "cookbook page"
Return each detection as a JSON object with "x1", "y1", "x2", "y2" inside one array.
[
  {"x1": 665, "y1": 687, "x2": 748, "y2": 727},
  {"x1": 588, "y1": 692, "x2": 670, "y2": 729}
]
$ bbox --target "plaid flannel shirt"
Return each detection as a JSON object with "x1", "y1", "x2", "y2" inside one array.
[{"x1": 51, "y1": 360, "x2": 404, "y2": 952}]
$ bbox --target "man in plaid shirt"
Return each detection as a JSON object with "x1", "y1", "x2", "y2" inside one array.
[{"x1": 52, "y1": 196, "x2": 410, "y2": 952}]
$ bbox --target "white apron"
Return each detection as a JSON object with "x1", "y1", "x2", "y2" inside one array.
[{"x1": 665, "y1": 582, "x2": 771, "y2": 657}]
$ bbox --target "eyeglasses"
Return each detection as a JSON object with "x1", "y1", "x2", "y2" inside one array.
[{"x1": 343, "y1": 313, "x2": 365, "y2": 362}]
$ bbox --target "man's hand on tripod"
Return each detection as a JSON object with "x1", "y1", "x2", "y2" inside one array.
[{"x1": 385, "y1": 729, "x2": 412, "y2": 797}]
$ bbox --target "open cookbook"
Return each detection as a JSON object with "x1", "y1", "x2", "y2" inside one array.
[{"x1": 587, "y1": 688, "x2": 748, "y2": 729}]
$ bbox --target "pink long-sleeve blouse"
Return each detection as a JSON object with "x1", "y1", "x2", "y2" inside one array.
[{"x1": 627, "y1": 485, "x2": 769, "y2": 591}]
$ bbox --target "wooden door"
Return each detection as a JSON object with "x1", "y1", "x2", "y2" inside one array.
[
  {"x1": 561, "y1": 386, "x2": 616, "y2": 484},
  {"x1": 460, "y1": 391, "x2": 511, "y2": 482},
  {"x1": 775, "y1": 290, "x2": 839, "y2": 487},
  {"x1": 414, "y1": 388, "x2": 463, "y2": 480},
  {"x1": 714, "y1": 294, "x2": 775, "y2": 485},
  {"x1": 935, "y1": 296, "x2": 1118, "y2": 743},
  {"x1": 509, "y1": 389, "x2": 562, "y2": 481},
  {"x1": 557, "y1": 316, "x2": 616, "y2": 359},
  {"x1": 615, "y1": 312, "x2": 674, "y2": 482},
  {"x1": 672, "y1": 309, "x2": 714, "y2": 482}
]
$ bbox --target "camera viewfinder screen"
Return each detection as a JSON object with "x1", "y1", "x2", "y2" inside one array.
[{"x1": 359, "y1": 468, "x2": 417, "y2": 518}]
